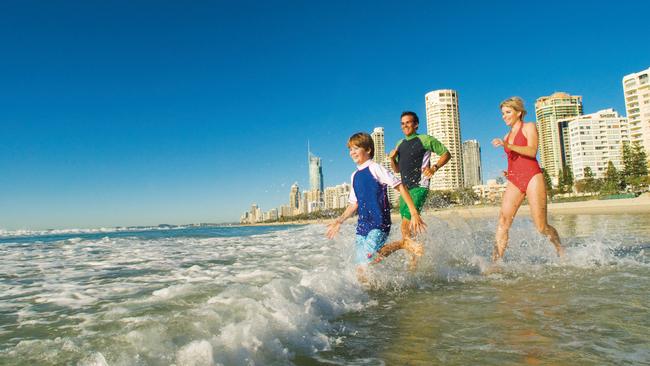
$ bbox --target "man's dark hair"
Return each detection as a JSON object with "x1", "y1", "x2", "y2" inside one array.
[{"x1": 401, "y1": 111, "x2": 419, "y2": 124}]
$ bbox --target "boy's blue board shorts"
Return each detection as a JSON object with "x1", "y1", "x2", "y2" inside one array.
[{"x1": 354, "y1": 229, "x2": 389, "y2": 264}]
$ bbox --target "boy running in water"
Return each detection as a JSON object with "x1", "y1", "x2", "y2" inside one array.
[
  {"x1": 378, "y1": 111, "x2": 451, "y2": 269},
  {"x1": 326, "y1": 132, "x2": 426, "y2": 283}
]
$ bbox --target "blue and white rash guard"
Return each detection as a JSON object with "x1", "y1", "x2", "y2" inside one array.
[{"x1": 348, "y1": 160, "x2": 401, "y2": 236}]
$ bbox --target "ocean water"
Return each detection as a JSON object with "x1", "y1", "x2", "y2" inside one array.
[{"x1": 1, "y1": 214, "x2": 649, "y2": 365}]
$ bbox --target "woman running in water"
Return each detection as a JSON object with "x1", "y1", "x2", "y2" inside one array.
[{"x1": 491, "y1": 97, "x2": 564, "y2": 262}]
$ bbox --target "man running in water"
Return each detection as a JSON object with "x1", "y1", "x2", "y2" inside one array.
[{"x1": 377, "y1": 111, "x2": 451, "y2": 269}]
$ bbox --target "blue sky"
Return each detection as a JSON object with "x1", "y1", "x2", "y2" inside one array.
[{"x1": 1, "y1": 0, "x2": 649, "y2": 230}]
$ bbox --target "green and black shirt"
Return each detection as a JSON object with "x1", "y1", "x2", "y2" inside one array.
[{"x1": 394, "y1": 134, "x2": 448, "y2": 190}]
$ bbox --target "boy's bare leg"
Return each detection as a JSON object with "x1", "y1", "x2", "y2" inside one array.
[{"x1": 376, "y1": 219, "x2": 410, "y2": 259}]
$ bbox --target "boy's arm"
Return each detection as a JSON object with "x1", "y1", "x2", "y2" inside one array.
[
  {"x1": 396, "y1": 184, "x2": 427, "y2": 234},
  {"x1": 326, "y1": 202, "x2": 358, "y2": 239}
]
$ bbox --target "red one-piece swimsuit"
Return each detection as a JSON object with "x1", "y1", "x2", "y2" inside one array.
[{"x1": 504, "y1": 125, "x2": 542, "y2": 193}]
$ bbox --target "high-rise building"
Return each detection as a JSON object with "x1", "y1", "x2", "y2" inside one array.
[
  {"x1": 462, "y1": 139, "x2": 482, "y2": 187},
  {"x1": 279, "y1": 205, "x2": 292, "y2": 218},
  {"x1": 267, "y1": 208, "x2": 278, "y2": 221},
  {"x1": 535, "y1": 92, "x2": 583, "y2": 181},
  {"x1": 371, "y1": 127, "x2": 386, "y2": 164},
  {"x1": 308, "y1": 145, "x2": 323, "y2": 193},
  {"x1": 304, "y1": 189, "x2": 322, "y2": 212},
  {"x1": 324, "y1": 183, "x2": 351, "y2": 209},
  {"x1": 623, "y1": 67, "x2": 650, "y2": 168},
  {"x1": 250, "y1": 203, "x2": 260, "y2": 223},
  {"x1": 289, "y1": 183, "x2": 300, "y2": 215},
  {"x1": 425, "y1": 89, "x2": 463, "y2": 190},
  {"x1": 566, "y1": 109, "x2": 629, "y2": 180}
]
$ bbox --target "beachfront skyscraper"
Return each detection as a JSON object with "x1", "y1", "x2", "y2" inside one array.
[
  {"x1": 535, "y1": 92, "x2": 583, "y2": 181},
  {"x1": 289, "y1": 182, "x2": 300, "y2": 215},
  {"x1": 462, "y1": 139, "x2": 482, "y2": 187},
  {"x1": 425, "y1": 89, "x2": 464, "y2": 190},
  {"x1": 623, "y1": 67, "x2": 650, "y2": 168},
  {"x1": 370, "y1": 127, "x2": 386, "y2": 164},
  {"x1": 308, "y1": 145, "x2": 323, "y2": 193},
  {"x1": 566, "y1": 109, "x2": 629, "y2": 180}
]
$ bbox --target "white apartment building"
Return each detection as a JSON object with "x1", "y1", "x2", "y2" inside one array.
[
  {"x1": 371, "y1": 127, "x2": 386, "y2": 164},
  {"x1": 462, "y1": 139, "x2": 482, "y2": 187},
  {"x1": 289, "y1": 182, "x2": 300, "y2": 215},
  {"x1": 566, "y1": 109, "x2": 629, "y2": 180},
  {"x1": 535, "y1": 92, "x2": 583, "y2": 181},
  {"x1": 623, "y1": 67, "x2": 650, "y2": 167},
  {"x1": 425, "y1": 89, "x2": 464, "y2": 190},
  {"x1": 472, "y1": 179, "x2": 507, "y2": 203},
  {"x1": 324, "y1": 183, "x2": 351, "y2": 210}
]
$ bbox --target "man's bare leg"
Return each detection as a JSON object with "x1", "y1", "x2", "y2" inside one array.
[{"x1": 375, "y1": 218, "x2": 423, "y2": 269}]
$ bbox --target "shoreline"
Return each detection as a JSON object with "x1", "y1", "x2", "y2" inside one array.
[{"x1": 246, "y1": 194, "x2": 650, "y2": 227}]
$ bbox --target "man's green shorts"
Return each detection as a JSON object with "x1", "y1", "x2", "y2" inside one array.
[{"x1": 399, "y1": 186, "x2": 428, "y2": 220}]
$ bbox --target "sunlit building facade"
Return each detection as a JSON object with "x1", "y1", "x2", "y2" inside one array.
[
  {"x1": 623, "y1": 67, "x2": 650, "y2": 168},
  {"x1": 425, "y1": 89, "x2": 463, "y2": 190},
  {"x1": 535, "y1": 92, "x2": 583, "y2": 181}
]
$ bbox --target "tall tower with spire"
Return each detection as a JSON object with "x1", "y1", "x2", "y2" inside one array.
[{"x1": 308, "y1": 141, "x2": 323, "y2": 192}]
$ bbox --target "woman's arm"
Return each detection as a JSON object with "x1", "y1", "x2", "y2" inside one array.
[{"x1": 505, "y1": 123, "x2": 538, "y2": 158}]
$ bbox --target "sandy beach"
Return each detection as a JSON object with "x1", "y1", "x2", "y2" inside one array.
[
  {"x1": 430, "y1": 193, "x2": 650, "y2": 219},
  {"x1": 241, "y1": 194, "x2": 650, "y2": 227}
]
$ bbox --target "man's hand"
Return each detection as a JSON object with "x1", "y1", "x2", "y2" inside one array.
[
  {"x1": 422, "y1": 165, "x2": 437, "y2": 178},
  {"x1": 409, "y1": 213, "x2": 427, "y2": 235},
  {"x1": 326, "y1": 221, "x2": 341, "y2": 239}
]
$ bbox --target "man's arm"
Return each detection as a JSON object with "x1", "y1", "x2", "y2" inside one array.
[
  {"x1": 389, "y1": 149, "x2": 399, "y2": 173},
  {"x1": 420, "y1": 135, "x2": 451, "y2": 178},
  {"x1": 396, "y1": 184, "x2": 426, "y2": 234},
  {"x1": 423, "y1": 151, "x2": 451, "y2": 177}
]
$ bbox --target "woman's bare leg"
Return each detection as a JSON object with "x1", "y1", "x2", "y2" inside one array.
[
  {"x1": 494, "y1": 182, "x2": 526, "y2": 262},
  {"x1": 526, "y1": 174, "x2": 564, "y2": 257}
]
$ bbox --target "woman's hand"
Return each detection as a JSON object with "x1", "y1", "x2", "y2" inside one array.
[{"x1": 492, "y1": 138, "x2": 504, "y2": 147}]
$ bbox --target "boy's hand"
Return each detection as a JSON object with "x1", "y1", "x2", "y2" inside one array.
[
  {"x1": 409, "y1": 213, "x2": 427, "y2": 235},
  {"x1": 326, "y1": 221, "x2": 341, "y2": 239}
]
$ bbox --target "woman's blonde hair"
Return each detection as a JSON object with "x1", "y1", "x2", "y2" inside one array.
[{"x1": 500, "y1": 96, "x2": 527, "y2": 121}]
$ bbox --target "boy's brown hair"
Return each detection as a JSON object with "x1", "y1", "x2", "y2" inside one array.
[{"x1": 347, "y1": 132, "x2": 375, "y2": 159}]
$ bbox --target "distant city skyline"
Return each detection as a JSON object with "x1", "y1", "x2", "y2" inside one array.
[{"x1": 1, "y1": 2, "x2": 649, "y2": 229}]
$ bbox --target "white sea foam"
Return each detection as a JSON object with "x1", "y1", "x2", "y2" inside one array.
[
  {"x1": 1, "y1": 216, "x2": 648, "y2": 365},
  {"x1": 0, "y1": 225, "x2": 188, "y2": 239}
]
